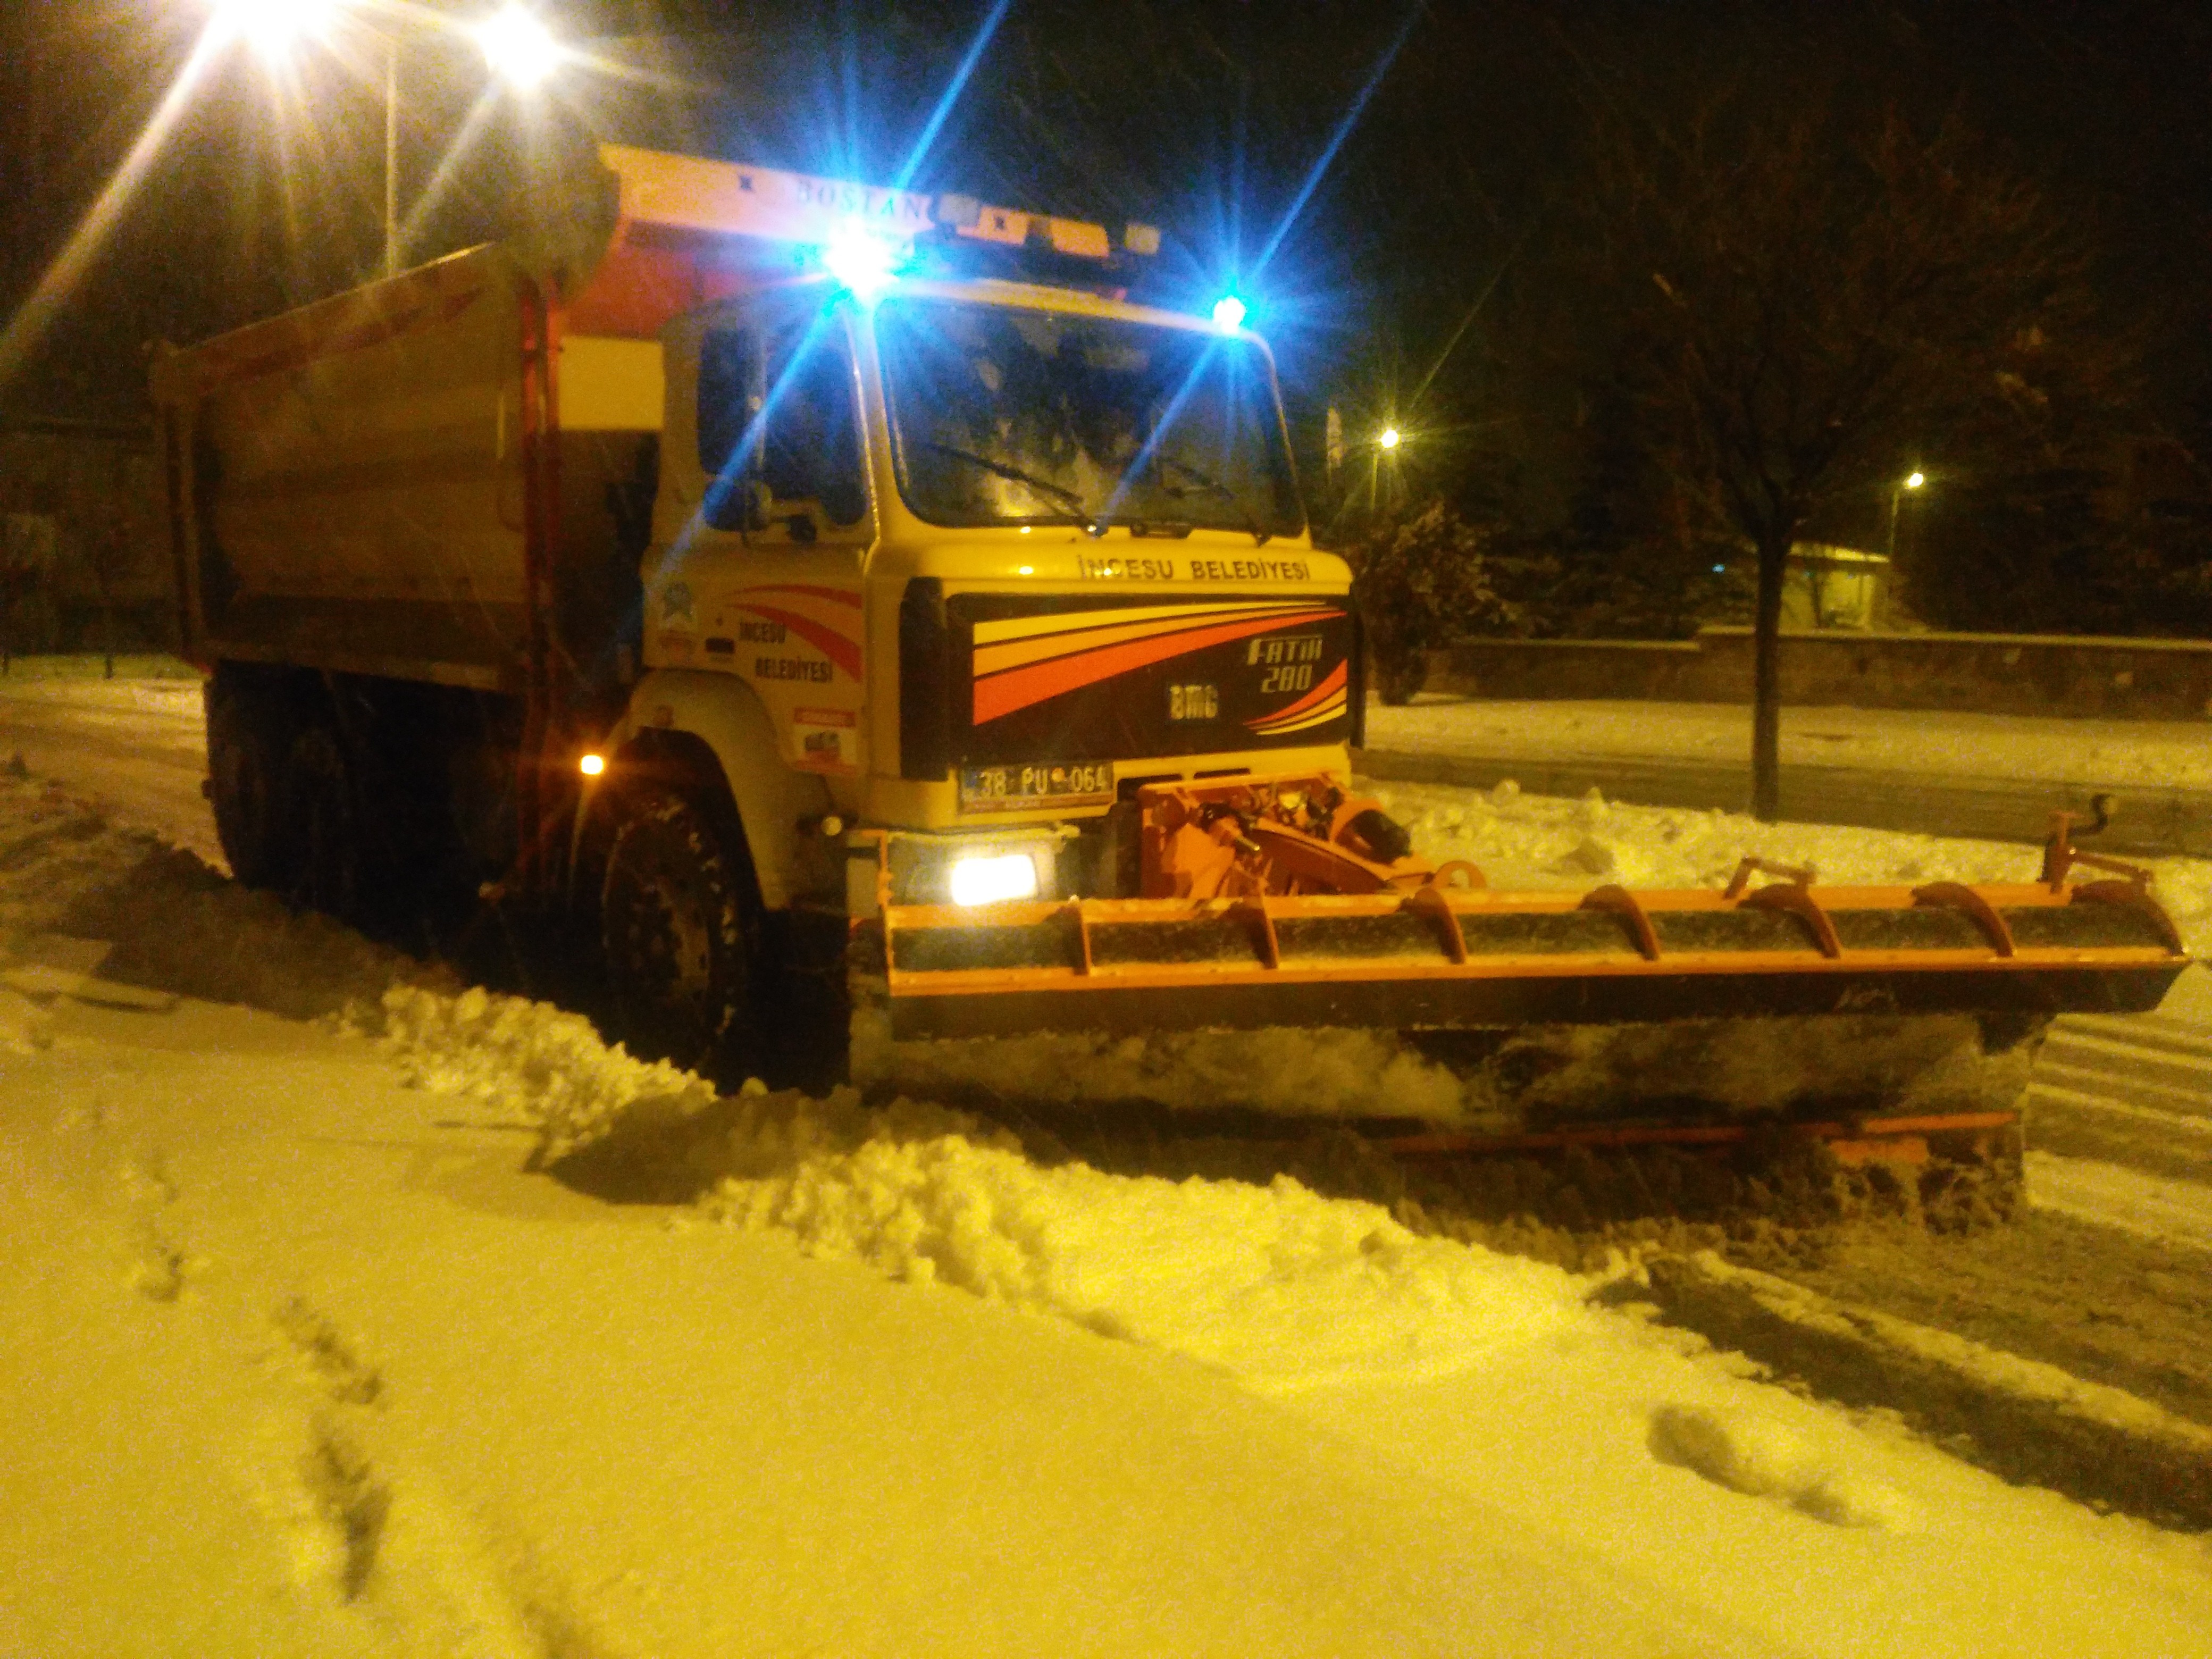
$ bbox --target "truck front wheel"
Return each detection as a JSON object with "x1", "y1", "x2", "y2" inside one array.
[{"x1": 599, "y1": 784, "x2": 758, "y2": 1083}]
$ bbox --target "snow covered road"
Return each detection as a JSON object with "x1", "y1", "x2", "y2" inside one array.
[
  {"x1": 0, "y1": 671, "x2": 220, "y2": 866},
  {"x1": 1360, "y1": 696, "x2": 2212, "y2": 857},
  {"x1": 3, "y1": 682, "x2": 2212, "y2": 1653}
]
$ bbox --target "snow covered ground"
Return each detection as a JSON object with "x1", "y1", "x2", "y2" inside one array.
[
  {"x1": 1364, "y1": 772, "x2": 2212, "y2": 955},
  {"x1": 1366, "y1": 696, "x2": 2212, "y2": 793},
  {"x1": 6, "y1": 747, "x2": 2212, "y2": 1653}
]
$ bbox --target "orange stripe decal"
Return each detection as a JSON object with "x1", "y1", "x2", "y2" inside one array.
[
  {"x1": 1250, "y1": 691, "x2": 1348, "y2": 735},
  {"x1": 1244, "y1": 661, "x2": 1347, "y2": 729},
  {"x1": 973, "y1": 607, "x2": 1343, "y2": 724},
  {"x1": 973, "y1": 606, "x2": 1302, "y2": 678}
]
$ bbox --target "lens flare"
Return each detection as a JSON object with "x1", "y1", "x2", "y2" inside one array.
[
  {"x1": 891, "y1": 0, "x2": 1015, "y2": 191},
  {"x1": 213, "y1": 0, "x2": 337, "y2": 60},
  {"x1": 1251, "y1": 3, "x2": 1423, "y2": 281},
  {"x1": 477, "y1": 5, "x2": 564, "y2": 88},
  {"x1": 0, "y1": 18, "x2": 230, "y2": 392},
  {"x1": 823, "y1": 223, "x2": 901, "y2": 302}
]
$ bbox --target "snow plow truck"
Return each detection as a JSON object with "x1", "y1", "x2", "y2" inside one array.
[{"x1": 151, "y1": 145, "x2": 2189, "y2": 1167}]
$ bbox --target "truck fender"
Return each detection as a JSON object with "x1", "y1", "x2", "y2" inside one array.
[{"x1": 586, "y1": 668, "x2": 830, "y2": 912}]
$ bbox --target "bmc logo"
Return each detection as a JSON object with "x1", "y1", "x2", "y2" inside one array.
[{"x1": 1168, "y1": 683, "x2": 1218, "y2": 722}]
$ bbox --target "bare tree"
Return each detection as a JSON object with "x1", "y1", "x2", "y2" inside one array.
[
  {"x1": 87, "y1": 523, "x2": 135, "y2": 679},
  {"x1": 1579, "y1": 95, "x2": 2126, "y2": 818}
]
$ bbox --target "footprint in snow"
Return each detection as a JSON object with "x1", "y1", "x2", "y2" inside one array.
[
  {"x1": 1648, "y1": 1401, "x2": 1924, "y2": 1532},
  {"x1": 275, "y1": 1296, "x2": 384, "y2": 1406}
]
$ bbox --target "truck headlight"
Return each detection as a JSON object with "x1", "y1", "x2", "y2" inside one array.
[{"x1": 948, "y1": 852, "x2": 1039, "y2": 907}]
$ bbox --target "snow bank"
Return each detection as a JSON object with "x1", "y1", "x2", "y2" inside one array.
[
  {"x1": 1366, "y1": 696, "x2": 2212, "y2": 792},
  {"x1": 699, "y1": 1087, "x2": 1591, "y2": 1392},
  {"x1": 374, "y1": 984, "x2": 719, "y2": 1163},
  {"x1": 0, "y1": 774, "x2": 412, "y2": 1019},
  {"x1": 1369, "y1": 777, "x2": 2212, "y2": 956},
  {"x1": 372, "y1": 980, "x2": 1592, "y2": 1392}
]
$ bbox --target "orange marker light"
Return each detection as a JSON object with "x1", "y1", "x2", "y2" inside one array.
[{"x1": 579, "y1": 753, "x2": 607, "y2": 777}]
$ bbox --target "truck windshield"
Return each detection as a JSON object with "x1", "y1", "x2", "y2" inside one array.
[{"x1": 875, "y1": 298, "x2": 1303, "y2": 539}]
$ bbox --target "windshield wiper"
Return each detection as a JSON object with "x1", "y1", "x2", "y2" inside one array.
[
  {"x1": 1151, "y1": 456, "x2": 1272, "y2": 546},
  {"x1": 913, "y1": 441, "x2": 1103, "y2": 536}
]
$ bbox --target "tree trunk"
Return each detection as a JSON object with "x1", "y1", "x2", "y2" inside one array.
[{"x1": 1750, "y1": 530, "x2": 1791, "y2": 822}]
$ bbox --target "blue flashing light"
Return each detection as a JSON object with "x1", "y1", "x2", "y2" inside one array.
[
  {"x1": 823, "y1": 224, "x2": 902, "y2": 303},
  {"x1": 1210, "y1": 293, "x2": 1249, "y2": 332}
]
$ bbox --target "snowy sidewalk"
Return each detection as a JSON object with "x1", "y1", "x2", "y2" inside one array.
[{"x1": 1359, "y1": 697, "x2": 2212, "y2": 857}]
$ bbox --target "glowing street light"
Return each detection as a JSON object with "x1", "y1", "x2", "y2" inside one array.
[
  {"x1": 212, "y1": 0, "x2": 338, "y2": 60},
  {"x1": 210, "y1": 1, "x2": 571, "y2": 276},
  {"x1": 1887, "y1": 467, "x2": 1928, "y2": 560},
  {"x1": 476, "y1": 5, "x2": 565, "y2": 89},
  {"x1": 1377, "y1": 426, "x2": 1402, "y2": 451}
]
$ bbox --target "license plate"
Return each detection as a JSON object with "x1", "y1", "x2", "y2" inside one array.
[{"x1": 960, "y1": 759, "x2": 1115, "y2": 811}]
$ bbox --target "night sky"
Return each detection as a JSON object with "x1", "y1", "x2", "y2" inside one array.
[{"x1": 2, "y1": 2, "x2": 2206, "y2": 508}]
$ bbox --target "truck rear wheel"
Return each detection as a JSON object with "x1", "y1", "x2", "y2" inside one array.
[
  {"x1": 205, "y1": 675, "x2": 290, "y2": 890},
  {"x1": 599, "y1": 784, "x2": 759, "y2": 1083},
  {"x1": 286, "y1": 724, "x2": 363, "y2": 920}
]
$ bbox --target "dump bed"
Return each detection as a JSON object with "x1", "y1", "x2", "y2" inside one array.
[{"x1": 152, "y1": 244, "x2": 662, "y2": 695}]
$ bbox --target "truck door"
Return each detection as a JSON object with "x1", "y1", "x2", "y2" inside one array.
[{"x1": 676, "y1": 298, "x2": 871, "y2": 781}]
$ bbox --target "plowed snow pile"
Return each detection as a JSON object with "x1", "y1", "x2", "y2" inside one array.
[
  {"x1": 1372, "y1": 775, "x2": 2212, "y2": 949},
  {"x1": 697, "y1": 1092, "x2": 1590, "y2": 1390},
  {"x1": 0, "y1": 772, "x2": 422, "y2": 1019},
  {"x1": 373, "y1": 983, "x2": 1585, "y2": 1392},
  {"x1": 367, "y1": 970, "x2": 2212, "y2": 1657}
]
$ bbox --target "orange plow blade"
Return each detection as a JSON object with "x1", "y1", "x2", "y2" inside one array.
[
  {"x1": 878, "y1": 878, "x2": 2186, "y2": 1042},
  {"x1": 853, "y1": 773, "x2": 2190, "y2": 1142}
]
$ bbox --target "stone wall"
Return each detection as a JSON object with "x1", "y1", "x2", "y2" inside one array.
[
  {"x1": 1431, "y1": 627, "x2": 2212, "y2": 722},
  {"x1": 0, "y1": 417, "x2": 174, "y2": 654}
]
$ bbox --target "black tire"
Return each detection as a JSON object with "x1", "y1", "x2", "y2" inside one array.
[
  {"x1": 599, "y1": 784, "x2": 759, "y2": 1082},
  {"x1": 205, "y1": 676, "x2": 291, "y2": 890},
  {"x1": 286, "y1": 724, "x2": 363, "y2": 921}
]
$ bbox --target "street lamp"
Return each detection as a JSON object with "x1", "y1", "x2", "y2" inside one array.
[
  {"x1": 212, "y1": 0, "x2": 337, "y2": 60},
  {"x1": 1378, "y1": 426, "x2": 1402, "y2": 450},
  {"x1": 210, "y1": 1, "x2": 569, "y2": 278},
  {"x1": 1886, "y1": 468, "x2": 1925, "y2": 561},
  {"x1": 476, "y1": 6, "x2": 565, "y2": 88}
]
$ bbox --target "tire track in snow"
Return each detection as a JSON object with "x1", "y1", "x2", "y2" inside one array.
[{"x1": 2027, "y1": 970, "x2": 2212, "y2": 1254}]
